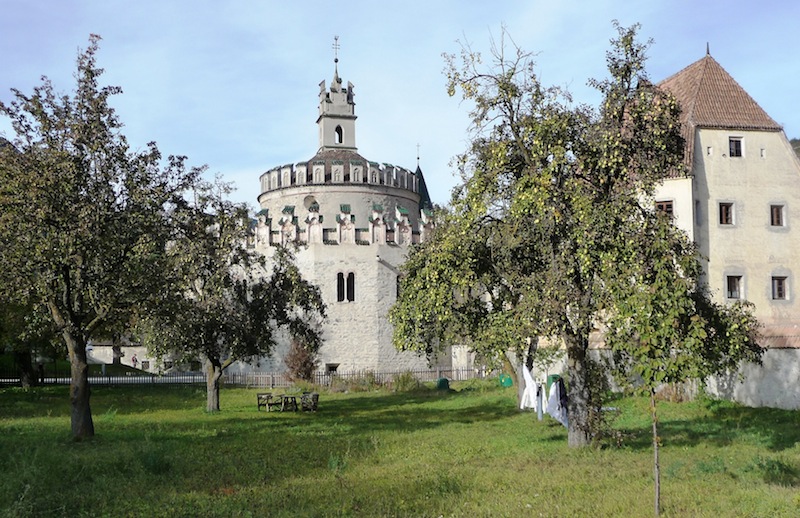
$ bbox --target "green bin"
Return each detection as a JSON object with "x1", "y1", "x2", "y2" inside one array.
[
  {"x1": 547, "y1": 374, "x2": 561, "y2": 393},
  {"x1": 436, "y1": 377, "x2": 450, "y2": 390}
]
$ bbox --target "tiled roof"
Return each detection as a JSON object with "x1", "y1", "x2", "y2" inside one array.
[
  {"x1": 660, "y1": 54, "x2": 781, "y2": 131},
  {"x1": 658, "y1": 54, "x2": 782, "y2": 167}
]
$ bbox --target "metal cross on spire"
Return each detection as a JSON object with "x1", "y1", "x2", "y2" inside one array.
[{"x1": 332, "y1": 35, "x2": 340, "y2": 64}]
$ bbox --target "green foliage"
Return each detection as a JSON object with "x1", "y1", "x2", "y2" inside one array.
[
  {"x1": 393, "y1": 23, "x2": 689, "y2": 446},
  {"x1": 604, "y1": 210, "x2": 763, "y2": 391},
  {"x1": 0, "y1": 35, "x2": 200, "y2": 436},
  {"x1": 135, "y1": 179, "x2": 325, "y2": 410}
]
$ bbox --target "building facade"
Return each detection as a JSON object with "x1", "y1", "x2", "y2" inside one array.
[
  {"x1": 228, "y1": 59, "x2": 449, "y2": 375},
  {"x1": 654, "y1": 52, "x2": 800, "y2": 408}
]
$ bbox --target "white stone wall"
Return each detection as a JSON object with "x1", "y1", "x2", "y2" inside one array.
[
  {"x1": 226, "y1": 238, "x2": 442, "y2": 374},
  {"x1": 705, "y1": 348, "x2": 800, "y2": 410},
  {"x1": 85, "y1": 345, "x2": 173, "y2": 373}
]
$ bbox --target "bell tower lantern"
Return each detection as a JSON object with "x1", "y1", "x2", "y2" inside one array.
[{"x1": 317, "y1": 36, "x2": 357, "y2": 152}]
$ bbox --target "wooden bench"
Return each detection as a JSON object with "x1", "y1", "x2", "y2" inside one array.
[{"x1": 301, "y1": 392, "x2": 319, "y2": 412}]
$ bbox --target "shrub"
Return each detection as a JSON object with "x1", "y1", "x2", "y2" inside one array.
[
  {"x1": 392, "y1": 371, "x2": 420, "y2": 392},
  {"x1": 284, "y1": 338, "x2": 318, "y2": 382}
]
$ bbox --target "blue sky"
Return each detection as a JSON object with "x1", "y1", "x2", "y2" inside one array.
[{"x1": 1, "y1": 1, "x2": 798, "y2": 209}]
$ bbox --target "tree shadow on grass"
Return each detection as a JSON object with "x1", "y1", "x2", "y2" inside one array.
[
  {"x1": 254, "y1": 388, "x2": 520, "y2": 435},
  {"x1": 617, "y1": 400, "x2": 799, "y2": 453}
]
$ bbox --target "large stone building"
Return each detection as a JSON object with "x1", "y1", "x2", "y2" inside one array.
[
  {"x1": 229, "y1": 57, "x2": 450, "y2": 375},
  {"x1": 653, "y1": 51, "x2": 800, "y2": 409}
]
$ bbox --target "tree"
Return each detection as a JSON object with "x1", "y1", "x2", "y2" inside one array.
[
  {"x1": 604, "y1": 209, "x2": 761, "y2": 515},
  {"x1": 392, "y1": 24, "x2": 694, "y2": 447},
  {"x1": 136, "y1": 180, "x2": 325, "y2": 412},
  {"x1": 0, "y1": 35, "x2": 199, "y2": 438}
]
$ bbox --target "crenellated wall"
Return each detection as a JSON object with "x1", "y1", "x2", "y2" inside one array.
[
  {"x1": 259, "y1": 160, "x2": 419, "y2": 197},
  {"x1": 252, "y1": 203, "x2": 434, "y2": 249}
]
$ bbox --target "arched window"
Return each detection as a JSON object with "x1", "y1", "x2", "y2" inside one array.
[
  {"x1": 335, "y1": 125, "x2": 343, "y2": 144},
  {"x1": 346, "y1": 272, "x2": 355, "y2": 302},
  {"x1": 337, "y1": 272, "x2": 355, "y2": 302},
  {"x1": 337, "y1": 273, "x2": 345, "y2": 302}
]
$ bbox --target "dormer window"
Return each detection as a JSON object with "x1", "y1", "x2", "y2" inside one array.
[{"x1": 335, "y1": 125, "x2": 343, "y2": 144}]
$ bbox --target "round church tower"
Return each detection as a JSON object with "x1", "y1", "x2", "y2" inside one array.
[{"x1": 251, "y1": 52, "x2": 440, "y2": 374}]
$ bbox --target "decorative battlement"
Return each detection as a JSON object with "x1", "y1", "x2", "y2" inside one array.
[
  {"x1": 252, "y1": 204, "x2": 434, "y2": 249},
  {"x1": 259, "y1": 157, "x2": 420, "y2": 196}
]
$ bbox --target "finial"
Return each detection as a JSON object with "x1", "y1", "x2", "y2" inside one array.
[
  {"x1": 706, "y1": 42, "x2": 710, "y2": 56},
  {"x1": 332, "y1": 35, "x2": 341, "y2": 86},
  {"x1": 416, "y1": 143, "x2": 420, "y2": 167},
  {"x1": 332, "y1": 35, "x2": 340, "y2": 64}
]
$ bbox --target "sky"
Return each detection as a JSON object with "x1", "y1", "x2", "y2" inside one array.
[{"x1": 1, "y1": 1, "x2": 798, "y2": 209}]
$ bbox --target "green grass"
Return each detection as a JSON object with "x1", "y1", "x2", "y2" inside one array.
[{"x1": 0, "y1": 383, "x2": 798, "y2": 517}]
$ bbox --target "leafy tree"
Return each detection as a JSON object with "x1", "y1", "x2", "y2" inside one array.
[
  {"x1": 136, "y1": 180, "x2": 326, "y2": 412},
  {"x1": 392, "y1": 24, "x2": 698, "y2": 447},
  {"x1": 0, "y1": 35, "x2": 198, "y2": 438},
  {"x1": 604, "y1": 210, "x2": 761, "y2": 515}
]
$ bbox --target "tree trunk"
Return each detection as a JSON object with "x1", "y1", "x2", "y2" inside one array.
[
  {"x1": 502, "y1": 352, "x2": 524, "y2": 407},
  {"x1": 564, "y1": 329, "x2": 591, "y2": 447},
  {"x1": 206, "y1": 359, "x2": 223, "y2": 412},
  {"x1": 13, "y1": 349, "x2": 37, "y2": 388},
  {"x1": 650, "y1": 388, "x2": 661, "y2": 516},
  {"x1": 64, "y1": 331, "x2": 95, "y2": 439}
]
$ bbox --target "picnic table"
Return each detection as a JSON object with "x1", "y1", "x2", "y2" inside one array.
[{"x1": 257, "y1": 392, "x2": 318, "y2": 412}]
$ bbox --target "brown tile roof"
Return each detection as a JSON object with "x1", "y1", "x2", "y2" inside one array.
[{"x1": 658, "y1": 54, "x2": 782, "y2": 168}]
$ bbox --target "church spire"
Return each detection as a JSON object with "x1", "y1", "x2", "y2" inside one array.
[{"x1": 317, "y1": 36, "x2": 357, "y2": 152}]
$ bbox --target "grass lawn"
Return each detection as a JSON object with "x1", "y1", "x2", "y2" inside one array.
[{"x1": 0, "y1": 381, "x2": 798, "y2": 517}]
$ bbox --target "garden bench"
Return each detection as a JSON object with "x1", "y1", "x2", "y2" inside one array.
[{"x1": 301, "y1": 392, "x2": 319, "y2": 412}]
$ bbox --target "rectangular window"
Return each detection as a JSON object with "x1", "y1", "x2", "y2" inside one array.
[
  {"x1": 729, "y1": 137, "x2": 743, "y2": 157},
  {"x1": 655, "y1": 200, "x2": 674, "y2": 216},
  {"x1": 719, "y1": 203, "x2": 734, "y2": 225},
  {"x1": 772, "y1": 277, "x2": 787, "y2": 300},
  {"x1": 770, "y1": 205, "x2": 784, "y2": 226},
  {"x1": 726, "y1": 276, "x2": 742, "y2": 299}
]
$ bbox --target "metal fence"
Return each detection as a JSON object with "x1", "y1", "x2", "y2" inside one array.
[{"x1": 0, "y1": 367, "x2": 489, "y2": 388}]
